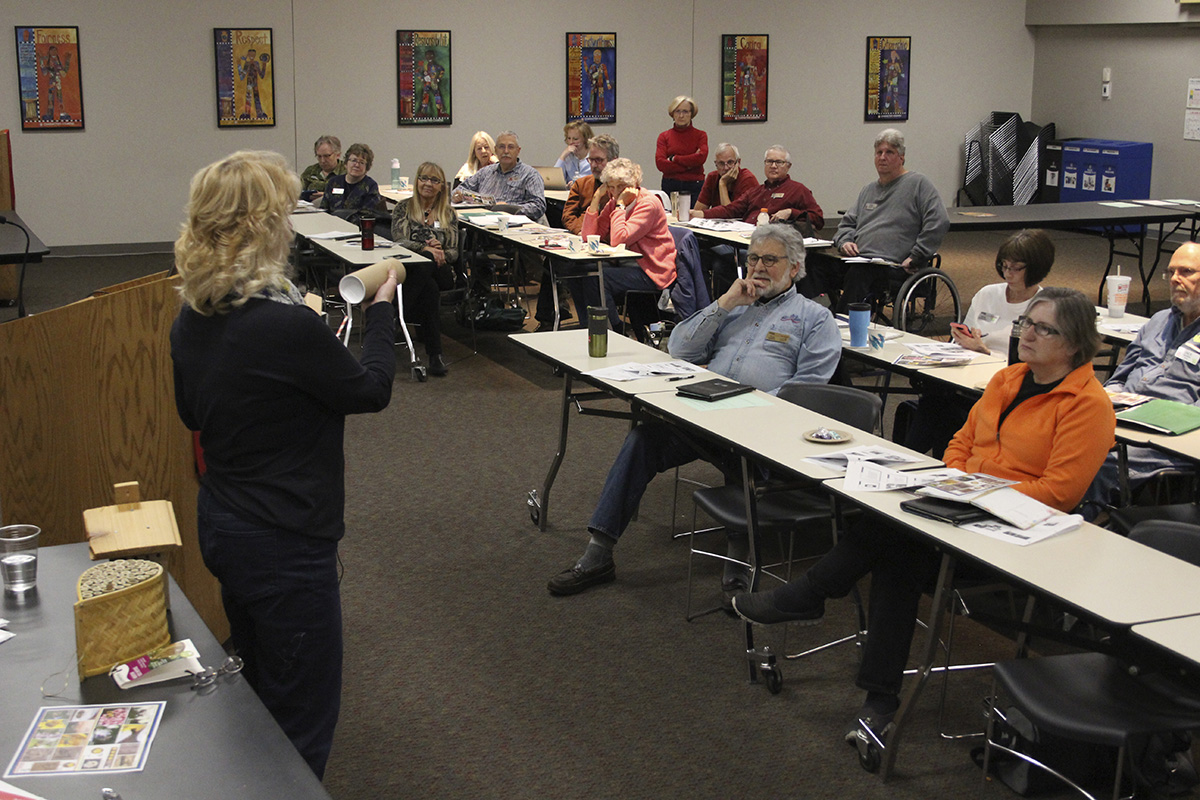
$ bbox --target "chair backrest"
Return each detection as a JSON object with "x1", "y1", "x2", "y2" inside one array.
[
  {"x1": 647, "y1": 189, "x2": 672, "y2": 213},
  {"x1": 668, "y1": 226, "x2": 710, "y2": 319},
  {"x1": 1129, "y1": 520, "x2": 1200, "y2": 567},
  {"x1": 777, "y1": 383, "x2": 882, "y2": 434}
]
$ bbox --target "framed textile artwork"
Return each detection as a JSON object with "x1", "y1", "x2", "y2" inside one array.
[
  {"x1": 721, "y1": 35, "x2": 768, "y2": 123},
  {"x1": 865, "y1": 36, "x2": 910, "y2": 122},
  {"x1": 15, "y1": 26, "x2": 84, "y2": 130},
  {"x1": 567, "y1": 33, "x2": 615, "y2": 124},
  {"x1": 214, "y1": 28, "x2": 275, "y2": 127},
  {"x1": 397, "y1": 31, "x2": 452, "y2": 126}
]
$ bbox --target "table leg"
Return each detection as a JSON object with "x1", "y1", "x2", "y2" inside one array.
[
  {"x1": 531, "y1": 372, "x2": 574, "y2": 531},
  {"x1": 879, "y1": 552, "x2": 958, "y2": 781}
]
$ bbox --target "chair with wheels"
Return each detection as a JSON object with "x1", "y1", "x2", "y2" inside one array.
[
  {"x1": 684, "y1": 384, "x2": 882, "y2": 691},
  {"x1": 981, "y1": 519, "x2": 1200, "y2": 800}
]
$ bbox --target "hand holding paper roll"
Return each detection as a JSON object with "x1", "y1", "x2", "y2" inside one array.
[{"x1": 339, "y1": 259, "x2": 406, "y2": 306}]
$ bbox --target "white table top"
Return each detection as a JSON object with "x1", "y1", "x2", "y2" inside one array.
[
  {"x1": 290, "y1": 210, "x2": 428, "y2": 266},
  {"x1": 635, "y1": 389, "x2": 942, "y2": 481},
  {"x1": 1132, "y1": 615, "x2": 1200, "y2": 668},
  {"x1": 1094, "y1": 306, "x2": 1149, "y2": 346},
  {"x1": 459, "y1": 212, "x2": 636, "y2": 261},
  {"x1": 379, "y1": 187, "x2": 414, "y2": 204},
  {"x1": 824, "y1": 477, "x2": 1200, "y2": 626},
  {"x1": 510, "y1": 329, "x2": 710, "y2": 397}
]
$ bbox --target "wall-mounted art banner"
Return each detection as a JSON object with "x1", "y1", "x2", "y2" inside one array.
[
  {"x1": 15, "y1": 26, "x2": 84, "y2": 130},
  {"x1": 721, "y1": 35, "x2": 768, "y2": 123},
  {"x1": 567, "y1": 33, "x2": 615, "y2": 124},
  {"x1": 214, "y1": 28, "x2": 275, "y2": 128},
  {"x1": 865, "y1": 36, "x2": 910, "y2": 122},
  {"x1": 397, "y1": 31, "x2": 452, "y2": 126}
]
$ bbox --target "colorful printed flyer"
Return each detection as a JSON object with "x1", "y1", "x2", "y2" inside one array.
[{"x1": 5, "y1": 702, "x2": 165, "y2": 778}]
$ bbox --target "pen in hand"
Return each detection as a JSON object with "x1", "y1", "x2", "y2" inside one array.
[{"x1": 668, "y1": 375, "x2": 697, "y2": 382}]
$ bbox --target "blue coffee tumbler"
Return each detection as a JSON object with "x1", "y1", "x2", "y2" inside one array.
[{"x1": 848, "y1": 302, "x2": 871, "y2": 348}]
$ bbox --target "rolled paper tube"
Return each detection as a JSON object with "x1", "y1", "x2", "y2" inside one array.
[{"x1": 338, "y1": 259, "x2": 407, "y2": 304}]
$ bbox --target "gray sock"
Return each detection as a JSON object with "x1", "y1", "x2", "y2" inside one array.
[{"x1": 577, "y1": 533, "x2": 615, "y2": 571}]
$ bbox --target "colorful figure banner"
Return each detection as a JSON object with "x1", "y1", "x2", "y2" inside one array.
[
  {"x1": 865, "y1": 36, "x2": 910, "y2": 122},
  {"x1": 721, "y1": 35, "x2": 768, "y2": 123},
  {"x1": 566, "y1": 33, "x2": 615, "y2": 125},
  {"x1": 397, "y1": 31, "x2": 452, "y2": 126},
  {"x1": 214, "y1": 28, "x2": 275, "y2": 128},
  {"x1": 15, "y1": 26, "x2": 84, "y2": 131}
]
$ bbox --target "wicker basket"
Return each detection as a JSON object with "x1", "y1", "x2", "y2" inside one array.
[{"x1": 73, "y1": 559, "x2": 170, "y2": 679}]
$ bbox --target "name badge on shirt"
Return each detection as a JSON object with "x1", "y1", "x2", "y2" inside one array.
[
  {"x1": 771, "y1": 192, "x2": 785, "y2": 199},
  {"x1": 331, "y1": 187, "x2": 345, "y2": 195},
  {"x1": 977, "y1": 311, "x2": 999, "y2": 324},
  {"x1": 433, "y1": 221, "x2": 441, "y2": 229},
  {"x1": 864, "y1": 202, "x2": 878, "y2": 210},
  {"x1": 1177, "y1": 344, "x2": 1200, "y2": 365},
  {"x1": 766, "y1": 331, "x2": 790, "y2": 344}
]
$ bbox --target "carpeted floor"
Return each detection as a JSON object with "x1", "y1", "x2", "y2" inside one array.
[{"x1": 6, "y1": 227, "x2": 1170, "y2": 798}]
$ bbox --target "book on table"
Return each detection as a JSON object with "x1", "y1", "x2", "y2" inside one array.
[
  {"x1": 675, "y1": 377, "x2": 754, "y2": 401},
  {"x1": 1115, "y1": 398, "x2": 1200, "y2": 435}
]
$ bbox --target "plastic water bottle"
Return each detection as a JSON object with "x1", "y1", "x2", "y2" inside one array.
[
  {"x1": 756, "y1": 208, "x2": 769, "y2": 226},
  {"x1": 390, "y1": 159, "x2": 401, "y2": 191}
]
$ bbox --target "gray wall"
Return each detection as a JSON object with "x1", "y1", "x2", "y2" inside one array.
[
  {"x1": 1030, "y1": 23, "x2": 1200, "y2": 200},
  {"x1": 0, "y1": 0, "x2": 1043, "y2": 248}
]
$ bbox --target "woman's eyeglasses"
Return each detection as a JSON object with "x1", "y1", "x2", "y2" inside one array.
[
  {"x1": 417, "y1": 175, "x2": 443, "y2": 185},
  {"x1": 1000, "y1": 261, "x2": 1027, "y2": 274},
  {"x1": 1015, "y1": 316, "x2": 1060, "y2": 338},
  {"x1": 189, "y1": 655, "x2": 244, "y2": 690}
]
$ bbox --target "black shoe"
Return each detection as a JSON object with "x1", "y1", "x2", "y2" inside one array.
[
  {"x1": 428, "y1": 354, "x2": 448, "y2": 376},
  {"x1": 732, "y1": 589, "x2": 824, "y2": 626},
  {"x1": 721, "y1": 575, "x2": 750, "y2": 612},
  {"x1": 547, "y1": 561, "x2": 615, "y2": 596},
  {"x1": 844, "y1": 708, "x2": 895, "y2": 747},
  {"x1": 533, "y1": 321, "x2": 555, "y2": 333}
]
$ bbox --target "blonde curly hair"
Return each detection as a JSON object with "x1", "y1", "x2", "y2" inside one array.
[{"x1": 174, "y1": 150, "x2": 299, "y2": 316}]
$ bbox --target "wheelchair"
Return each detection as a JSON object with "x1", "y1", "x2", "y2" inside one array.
[{"x1": 865, "y1": 254, "x2": 962, "y2": 338}]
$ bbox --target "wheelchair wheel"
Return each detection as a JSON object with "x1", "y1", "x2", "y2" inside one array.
[{"x1": 894, "y1": 268, "x2": 961, "y2": 338}]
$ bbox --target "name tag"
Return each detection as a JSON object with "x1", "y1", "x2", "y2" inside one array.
[
  {"x1": 977, "y1": 311, "x2": 998, "y2": 324},
  {"x1": 1177, "y1": 344, "x2": 1200, "y2": 365},
  {"x1": 864, "y1": 202, "x2": 878, "y2": 210},
  {"x1": 766, "y1": 331, "x2": 790, "y2": 344},
  {"x1": 332, "y1": 187, "x2": 345, "y2": 195},
  {"x1": 771, "y1": 192, "x2": 785, "y2": 199},
  {"x1": 433, "y1": 221, "x2": 440, "y2": 229}
]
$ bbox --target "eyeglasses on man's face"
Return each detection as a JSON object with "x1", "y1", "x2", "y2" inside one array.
[
  {"x1": 1164, "y1": 266, "x2": 1200, "y2": 281},
  {"x1": 764, "y1": 159, "x2": 789, "y2": 167},
  {"x1": 746, "y1": 253, "x2": 784, "y2": 268},
  {"x1": 1015, "y1": 316, "x2": 1060, "y2": 338},
  {"x1": 714, "y1": 158, "x2": 738, "y2": 170}
]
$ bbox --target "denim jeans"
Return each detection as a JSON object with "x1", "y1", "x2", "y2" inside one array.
[
  {"x1": 601, "y1": 264, "x2": 659, "y2": 331},
  {"x1": 587, "y1": 422, "x2": 702, "y2": 541},
  {"x1": 198, "y1": 485, "x2": 343, "y2": 778}
]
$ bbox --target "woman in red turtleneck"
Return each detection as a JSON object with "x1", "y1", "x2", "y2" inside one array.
[{"x1": 654, "y1": 95, "x2": 707, "y2": 201}]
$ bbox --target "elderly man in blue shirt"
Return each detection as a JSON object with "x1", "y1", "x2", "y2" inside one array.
[
  {"x1": 1084, "y1": 241, "x2": 1200, "y2": 516},
  {"x1": 548, "y1": 224, "x2": 842, "y2": 596},
  {"x1": 452, "y1": 130, "x2": 546, "y2": 221}
]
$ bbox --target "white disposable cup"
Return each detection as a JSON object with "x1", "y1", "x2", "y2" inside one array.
[
  {"x1": 0, "y1": 524, "x2": 40, "y2": 594},
  {"x1": 1106, "y1": 275, "x2": 1131, "y2": 318},
  {"x1": 338, "y1": 259, "x2": 407, "y2": 304},
  {"x1": 497, "y1": 216, "x2": 509, "y2": 233},
  {"x1": 398, "y1": 176, "x2": 411, "y2": 190},
  {"x1": 675, "y1": 193, "x2": 691, "y2": 220}
]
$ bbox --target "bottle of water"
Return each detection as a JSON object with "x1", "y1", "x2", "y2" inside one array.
[
  {"x1": 391, "y1": 159, "x2": 401, "y2": 191},
  {"x1": 756, "y1": 208, "x2": 769, "y2": 226}
]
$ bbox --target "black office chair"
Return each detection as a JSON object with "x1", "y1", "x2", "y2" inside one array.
[
  {"x1": 684, "y1": 384, "x2": 881, "y2": 690},
  {"x1": 981, "y1": 520, "x2": 1200, "y2": 800}
]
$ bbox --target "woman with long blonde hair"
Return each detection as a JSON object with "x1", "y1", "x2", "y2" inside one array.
[
  {"x1": 171, "y1": 149, "x2": 397, "y2": 779},
  {"x1": 454, "y1": 130, "x2": 497, "y2": 186},
  {"x1": 391, "y1": 161, "x2": 457, "y2": 375}
]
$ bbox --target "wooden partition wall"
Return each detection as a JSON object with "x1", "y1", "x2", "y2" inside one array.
[{"x1": 0, "y1": 271, "x2": 226, "y2": 639}]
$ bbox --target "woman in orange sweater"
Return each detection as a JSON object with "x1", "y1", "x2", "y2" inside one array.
[
  {"x1": 733, "y1": 287, "x2": 1114, "y2": 746},
  {"x1": 582, "y1": 158, "x2": 677, "y2": 334}
]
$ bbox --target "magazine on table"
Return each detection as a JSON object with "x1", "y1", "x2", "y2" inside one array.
[{"x1": 915, "y1": 471, "x2": 1055, "y2": 529}]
